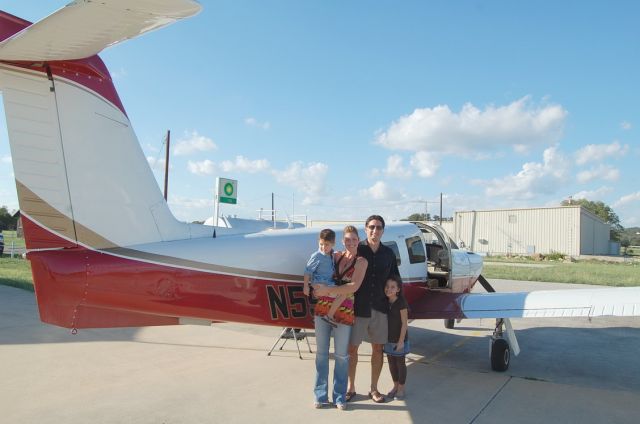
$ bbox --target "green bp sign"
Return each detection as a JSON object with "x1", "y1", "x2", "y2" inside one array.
[{"x1": 217, "y1": 177, "x2": 237, "y2": 204}]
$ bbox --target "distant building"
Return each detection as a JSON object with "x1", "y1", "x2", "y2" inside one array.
[
  {"x1": 453, "y1": 206, "x2": 611, "y2": 256},
  {"x1": 306, "y1": 205, "x2": 612, "y2": 256}
]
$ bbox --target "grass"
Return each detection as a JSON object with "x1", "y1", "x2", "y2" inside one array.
[
  {"x1": 0, "y1": 256, "x2": 34, "y2": 292},
  {"x1": 483, "y1": 260, "x2": 640, "y2": 286}
]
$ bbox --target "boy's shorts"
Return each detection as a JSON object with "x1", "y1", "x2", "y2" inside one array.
[{"x1": 349, "y1": 309, "x2": 388, "y2": 345}]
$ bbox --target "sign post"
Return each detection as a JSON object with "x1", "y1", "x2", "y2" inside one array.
[{"x1": 214, "y1": 177, "x2": 237, "y2": 228}]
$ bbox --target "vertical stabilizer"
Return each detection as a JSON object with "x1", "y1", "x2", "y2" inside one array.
[{"x1": 0, "y1": 3, "x2": 208, "y2": 250}]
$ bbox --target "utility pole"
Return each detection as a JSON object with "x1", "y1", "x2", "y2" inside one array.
[
  {"x1": 440, "y1": 192, "x2": 443, "y2": 225},
  {"x1": 271, "y1": 192, "x2": 275, "y2": 226},
  {"x1": 163, "y1": 130, "x2": 170, "y2": 201}
]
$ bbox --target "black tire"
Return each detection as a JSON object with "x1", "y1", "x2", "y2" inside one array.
[
  {"x1": 491, "y1": 338, "x2": 510, "y2": 372},
  {"x1": 444, "y1": 319, "x2": 455, "y2": 329}
]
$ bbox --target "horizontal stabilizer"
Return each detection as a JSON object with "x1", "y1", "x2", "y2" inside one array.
[
  {"x1": 460, "y1": 287, "x2": 640, "y2": 319},
  {"x1": 0, "y1": 0, "x2": 201, "y2": 61}
]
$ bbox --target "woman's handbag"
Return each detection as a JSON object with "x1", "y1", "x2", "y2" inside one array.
[{"x1": 383, "y1": 340, "x2": 411, "y2": 356}]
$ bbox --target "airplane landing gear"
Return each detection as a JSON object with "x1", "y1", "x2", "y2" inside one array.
[
  {"x1": 490, "y1": 318, "x2": 510, "y2": 371},
  {"x1": 479, "y1": 275, "x2": 520, "y2": 371},
  {"x1": 490, "y1": 338, "x2": 510, "y2": 371}
]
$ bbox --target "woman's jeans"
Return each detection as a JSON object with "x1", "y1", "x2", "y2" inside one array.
[{"x1": 313, "y1": 315, "x2": 351, "y2": 405}]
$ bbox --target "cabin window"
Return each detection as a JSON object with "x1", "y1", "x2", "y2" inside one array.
[
  {"x1": 383, "y1": 241, "x2": 401, "y2": 266},
  {"x1": 405, "y1": 236, "x2": 426, "y2": 264}
]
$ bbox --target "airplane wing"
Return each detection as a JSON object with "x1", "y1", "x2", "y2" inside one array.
[
  {"x1": 409, "y1": 287, "x2": 640, "y2": 320},
  {"x1": 460, "y1": 287, "x2": 640, "y2": 319},
  {"x1": 0, "y1": 0, "x2": 201, "y2": 61}
]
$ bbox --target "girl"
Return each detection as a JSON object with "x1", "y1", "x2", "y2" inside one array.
[{"x1": 384, "y1": 275, "x2": 409, "y2": 400}]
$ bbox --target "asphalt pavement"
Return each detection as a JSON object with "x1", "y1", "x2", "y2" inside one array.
[{"x1": 1, "y1": 280, "x2": 639, "y2": 424}]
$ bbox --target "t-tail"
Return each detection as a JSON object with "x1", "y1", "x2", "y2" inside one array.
[{"x1": 0, "y1": 1, "x2": 207, "y2": 328}]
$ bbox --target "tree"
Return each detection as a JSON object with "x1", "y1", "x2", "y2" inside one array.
[
  {"x1": 402, "y1": 213, "x2": 430, "y2": 221},
  {"x1": 621, "y1": 227, "x2": 640, "y2": 246},
  {"x1": 561, "y1": 199, "x2": 623, "y2": 240},
  {"x1": 621, "y1": 237, "x2": 631, "y2": 255},
  {"x1": 0, "y1": 206, "x2": 18, "y2": 231}
]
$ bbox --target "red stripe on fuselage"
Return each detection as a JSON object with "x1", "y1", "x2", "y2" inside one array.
[
  {"x1": 30, "y1": 245, "x2": 474, "y2": 328},
  {"x1": 29, "y1": 245, "x2": 316, "y2": 329}
]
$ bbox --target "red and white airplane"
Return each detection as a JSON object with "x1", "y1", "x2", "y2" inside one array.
[{"x1": 2, "y1": 0, "x2": 639, "y2": 372}]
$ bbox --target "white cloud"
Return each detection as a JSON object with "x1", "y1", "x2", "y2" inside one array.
[
  {"x1": 188, "y1": 156, "x2": 271, "y2": 176},
  {"x1": 173, "y1": 131, "x2": 217, "y2": 156},
  {"x1": 383, "y1": 155, "x2": 412, "y2": 178},
  {"x1": 571, "y1": 186, "x2": 613, "y2": 200},
  {"x1": 169, "y1": 196, "x2": 215, "y2": 210},
  {"x1": 575, "y1": 141, "x2": 628, "y2": 165},
  {"x1": 220, "y1": 156, "x2": 270, "y2": 173},
  {"x1": 621, "y1": 121, "x2": 632, "y2": 130},
  {"x1": 614, "y1": 192, "x2": 640, "y2": 227},
  {"x1": 110, "y1": 67, "x2": 127, "y2": 80},
  {"x1": 576, "y1": 164, "x2": 620, "y2": 183},
  {"x1": 359, "y1": 181, "x2": 395, "y2": 201},
  {"x1": 376, "y1": 96, "x2": 567, "y2": 155},
  {"x1": 410, "y1": 151, "x2": 440, "y2": 178},
  {"x1": 369, "y1": 168, "x2": 381, "y2": 177},
  {"x1": 1, "y1": 155, "x2": 11, "y2": 164},
  {"x1": 477, "y1": 146, "x2": 569, "y2": 200},
  {"x1": 145, "y1": 143, "x2": 160, "y2": 153},
  {"x1": 146, "y1": 156, "x2": 166, "y2": 172},
  {"x1": 613, "y1": 191, "x2": 640, "y2": 208},
  {"x1": 168, "y1": 195, "x2": 216, "y2": 222},
  {"x1": 187, "y1": 159, "x2": 216, "y2": 176},
  {"x1": 272, "y1": 161, "x2": 328, "y2": 198},
  {"x1": 245, "y1": 117, "x2": 271, "y2": 130},
  {"x1": 513, "y1": 144, "x2": 530, "y2": 154}
]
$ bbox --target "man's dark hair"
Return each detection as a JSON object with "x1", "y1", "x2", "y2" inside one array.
[
  {"x1": 319, "y1": 228, "x2": 336, "y2": 243},
  {"x1": 365, "y1": 214, "x2": 385, "y2": 229}
]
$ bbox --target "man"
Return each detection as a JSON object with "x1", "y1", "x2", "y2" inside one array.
[{"x1": 346, "y1": 215, "x2": 400, "y2": 403}]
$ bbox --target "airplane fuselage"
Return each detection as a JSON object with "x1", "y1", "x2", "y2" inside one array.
[{"x1": 26, "y1": 217, "x2": 481, "y2": 329}]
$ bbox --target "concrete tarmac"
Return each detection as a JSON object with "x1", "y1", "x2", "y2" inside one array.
[{"x1": 2, "y1": 280, "x2": 640, "y2": 424}]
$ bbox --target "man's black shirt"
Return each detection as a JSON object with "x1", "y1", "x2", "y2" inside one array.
[{"x1": 354, "y1": 240, "x2": 400, "y2": 317}]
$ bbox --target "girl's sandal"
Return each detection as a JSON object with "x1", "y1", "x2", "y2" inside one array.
[
  {"x1": 368, "y1": 390, "x2": 385, "y2": 403},
  {"x1": 345, "y1": 391, "x2": 356, "y2": 402}
]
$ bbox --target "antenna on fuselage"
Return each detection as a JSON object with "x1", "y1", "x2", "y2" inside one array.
[{"x1": 163, "y1": 130, "x2": 170, "y2": 200}]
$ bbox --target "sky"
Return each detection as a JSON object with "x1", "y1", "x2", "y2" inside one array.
[{"x1": 1, "y1": 0, "x2": 639, "y2": 227}]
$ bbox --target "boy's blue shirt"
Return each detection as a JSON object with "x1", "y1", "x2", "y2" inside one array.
[{"x1": 304, "y1": 250, "x2": 335, "y2": 286}]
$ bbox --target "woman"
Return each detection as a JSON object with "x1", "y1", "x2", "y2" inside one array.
[{"x1": 311, "y1": 225, "x2": 367, "y2": 410}]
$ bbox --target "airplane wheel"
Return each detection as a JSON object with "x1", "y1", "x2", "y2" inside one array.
[
  {"x1": 444, "y1": 319, "x2": 455, "y2": 329},
  {"x1": 490, "y1": 338, "x2": 510, "y2": 372}
]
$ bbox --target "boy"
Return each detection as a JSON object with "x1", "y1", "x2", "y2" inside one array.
[{"x1": 303, "y1": 229, "x2": 346, "y2": 327}]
